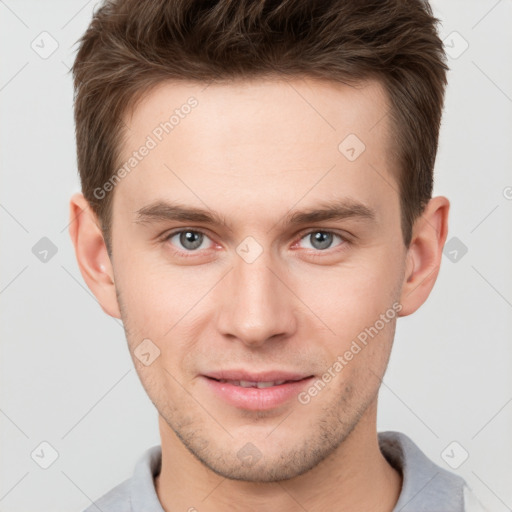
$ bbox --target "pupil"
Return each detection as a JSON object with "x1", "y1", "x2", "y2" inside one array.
[
  {"x1": 180, "y1": 231, "x2": 202, "y2": 250},
  {"x1": 311, "y1": 231, "x2": 332, "y2": 250}
]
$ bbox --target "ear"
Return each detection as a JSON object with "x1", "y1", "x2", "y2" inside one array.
[
  {"x1": 68, "y1": 192, "x2": 121, "y2": 319},
  {"x1": 399, "y1": 196, "x2": 450, "y2": 317}
]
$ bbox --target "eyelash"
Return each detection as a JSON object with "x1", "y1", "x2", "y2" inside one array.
[{"x1": 161, "y1": 228, "x2": 349, "y2": 257}]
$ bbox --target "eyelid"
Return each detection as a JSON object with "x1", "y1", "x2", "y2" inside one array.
[{"x1": 162, "y1": 226, "x2": 211, "y2": 237}]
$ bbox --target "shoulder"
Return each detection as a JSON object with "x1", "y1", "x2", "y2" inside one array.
[
  {"x1": 82, "y1": 478, "x2": 132, "y2": 512},
  {"x1": 463, "y1": 485, "x2": 490, "y2": 512},
  {"x1": 379, "y1": 431, "x2": 484, "y2": 512},
  {"x1": 81, "y1": 445, "x2": 163, "y2": 512}
]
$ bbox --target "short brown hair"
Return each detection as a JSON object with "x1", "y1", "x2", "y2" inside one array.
[{"x1": 72, "y1": 0, "x2": 448, "y2": 254}]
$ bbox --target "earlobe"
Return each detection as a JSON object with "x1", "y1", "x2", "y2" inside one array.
[
  {"x1": 398, "y1": 196, "x2": 450, "y2": 317},
  {"x1": 68, "y1": 192, "x2": 121, "y2": 319}
]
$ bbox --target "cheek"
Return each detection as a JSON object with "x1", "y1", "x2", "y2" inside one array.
[
  {"x1": 116, "y1": 258, "x2": 209, "y2": 328},
  {"x1": 115, "y1": 259, "x2": 219, "y2": 376},
  {"x1": 291, "y1": 258, "x2": 400, "y2": 333}
]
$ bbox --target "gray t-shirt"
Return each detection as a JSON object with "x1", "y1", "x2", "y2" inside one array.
[{"x1": 83, "y1": 431, "x2": 487, "y2": 511}]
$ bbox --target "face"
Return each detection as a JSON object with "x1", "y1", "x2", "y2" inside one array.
[{"x1": 110, "y1": 77, "x2": 408, "y2": 481}]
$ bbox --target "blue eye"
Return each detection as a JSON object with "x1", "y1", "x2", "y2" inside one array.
[
  {"x1": 166, "y1": 230, "x2": 212, "y2": 251},
  {"x1": 298, "y1": 231, "x2": 344, "y2": 251},
  {"x1": 163, "y1": 228, "x2": 346, "y2": 256}
]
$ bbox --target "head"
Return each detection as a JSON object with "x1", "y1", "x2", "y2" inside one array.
[{"x1": 69, "y1": 0, "x2": 449, "y2": 482}]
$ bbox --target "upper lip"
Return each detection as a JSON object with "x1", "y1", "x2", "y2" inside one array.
[{"x1": 203, "y1": 370, "x2": 313, "y2": 382}]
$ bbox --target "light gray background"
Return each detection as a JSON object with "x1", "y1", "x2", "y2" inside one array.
[{"x1": 1, "y1": 1, "x2": 511, "y2": 511}]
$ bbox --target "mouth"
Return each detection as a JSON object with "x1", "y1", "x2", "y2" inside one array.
[
  {"x1": 211, "y1": 378, "x2": 296, "y2": 388},
  {"x1": 201, "y1": 371, "x2": 314, "y2": 411}
]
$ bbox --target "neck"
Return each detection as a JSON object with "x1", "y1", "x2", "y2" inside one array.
[{"x1": 155, "y1": 400, "x2": 402, "y2": 512}]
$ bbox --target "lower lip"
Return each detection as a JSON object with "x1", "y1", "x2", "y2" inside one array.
[{"x1": 202, "y1": 376, "x2": 314, "y2": 411}]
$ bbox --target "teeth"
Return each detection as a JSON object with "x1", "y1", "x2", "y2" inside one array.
[
  {"x1": 255, "y1": 381, "x2": 275, "y2": 388},
  {"x1": 220, "y1": 379, "x2": 287, "y2": 388},
  {"x1": 239, "y1": 380, "x2": 258, "y2": 387}
]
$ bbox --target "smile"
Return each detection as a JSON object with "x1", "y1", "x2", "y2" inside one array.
[{"x1": 202, "y1": 373, "x2": 314, "y2": 410}]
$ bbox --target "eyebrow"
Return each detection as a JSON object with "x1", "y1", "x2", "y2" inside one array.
[
  {"x1": 134, "y1": 201, "x2": 229, "y2": 227},
  {"x1": 284, "y1": 200, "x2": 376, "y2": 225},
  {"x1": 134, "y1": 199, "x2": 376, "y2": 229}
]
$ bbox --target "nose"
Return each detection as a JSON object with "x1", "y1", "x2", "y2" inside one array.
[{"x1": 216, "y1": 251, "x2": 298, "y2": 348}]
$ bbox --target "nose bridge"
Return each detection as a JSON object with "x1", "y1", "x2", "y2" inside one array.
[{"x1": 217, "y1": 246, "x2": 297, "y2": 346}]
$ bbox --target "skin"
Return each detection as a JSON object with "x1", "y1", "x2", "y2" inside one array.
[{"x1": 69, "y1": 76, "x2": 449, "y2": 511}]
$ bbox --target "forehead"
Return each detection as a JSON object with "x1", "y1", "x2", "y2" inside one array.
[
  {"x1": 114, "y1": 76, "x2": 396, "y2": 226},
  {"x1": 123, "y1": 76, "x2": 391, "y2": 154}
]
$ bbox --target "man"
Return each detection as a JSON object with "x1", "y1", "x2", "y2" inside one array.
[{"x1": 68, "y1": 0, "x2": 486, "y2": 510}]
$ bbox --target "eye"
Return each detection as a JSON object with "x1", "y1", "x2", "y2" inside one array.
[
  {"x1": 165, "y1": 229, "x2": 213, "y2": 252},
  {"x1": 297, "y1": 230, "x2": 345, "y2": 251}
]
